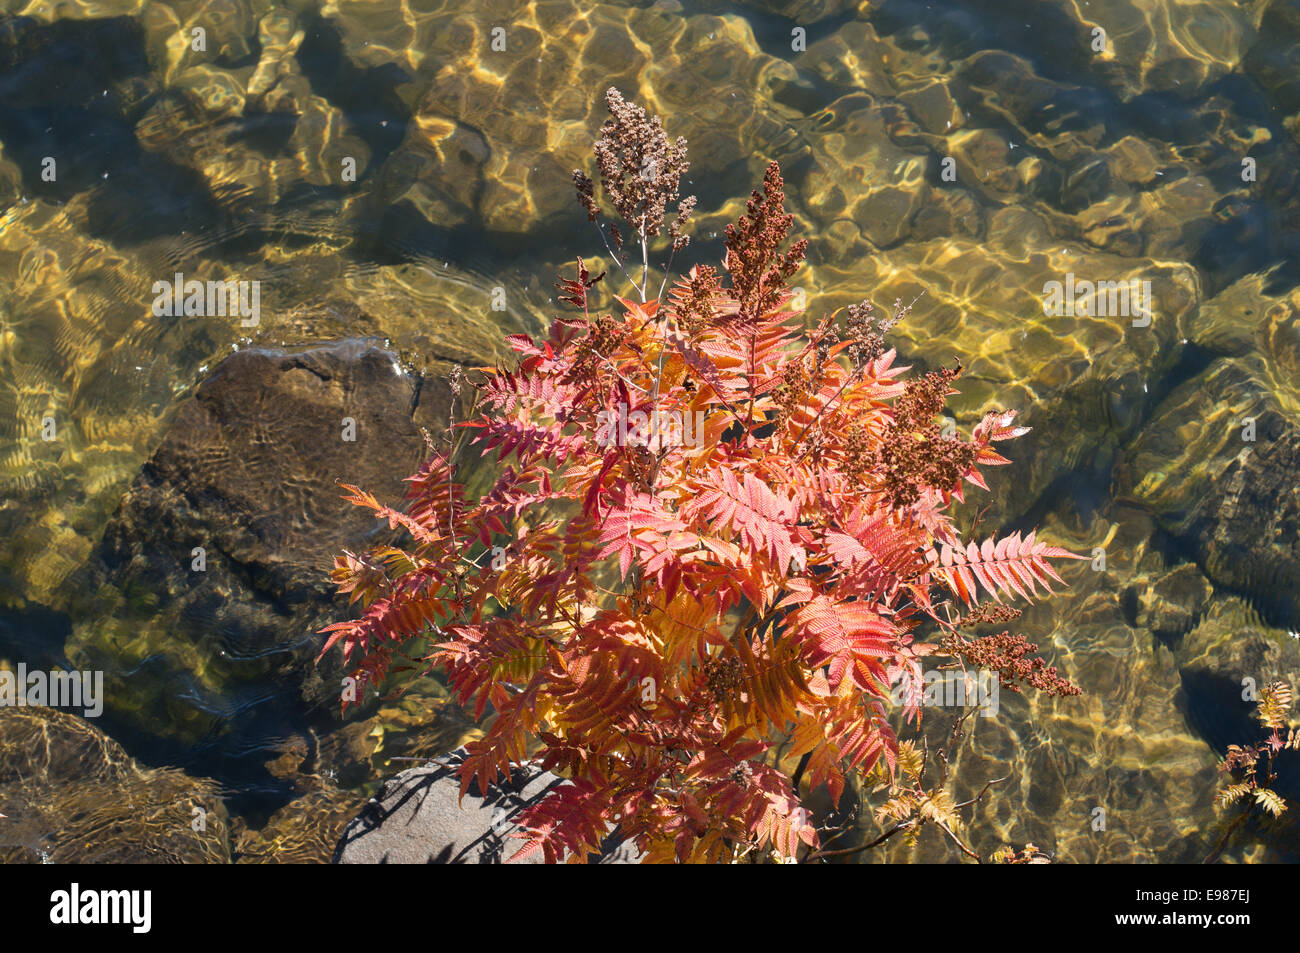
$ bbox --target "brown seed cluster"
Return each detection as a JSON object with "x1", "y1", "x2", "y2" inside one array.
[
  {"x1": 573, "y1": 87, "x2": 695, "y2": 251},
  {"x1": 573, "y1": 312, "x2": 628, "y2": 378},
  {"x1": 703, "y1": 654, "x2": 745, "y2": 702},
  {"x1": 724, "y1": 161, "x2": 807, "y2": 322},
  {"x1": 959, "y1": 603, "x2": 1023, "y2": 627},
  {"x1": 942, "y1": 631, "x2": 1081, "y2": 697},
  {"x1": 671, "y1": 196, "x2": 697, "y2": 252},
  {"x1": 773, "y1": 314, "x2": 849, "y2": 442},
  {"x1": 840, "y1": 421, "x2": 874, "y2": 485},
  {"x1": 894, "y1": 366, "x2": 960, "y2": 426},
  {"x1": 843, "y1": 298, "x2": 902, "y2": 369},
  {"x1": 573, "y1": 168, "x2": 597, "y2": 221},
  {"x1": 624, "y1": 444, "x2": 657, "y2": 490},
  {"x1": 668, "y1": 264, "x2": 723, "y2": 339},
  {"x1": 876, "y1": 367, "x2": 979, "y2": 509},
  {"x1": 771, "y1": 355, "x2": 813, "y2": 433}
]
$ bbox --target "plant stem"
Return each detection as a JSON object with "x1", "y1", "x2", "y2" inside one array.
[
  {"x1": 640, "y1": 227, "x2": 649, "y2": 301},
  {"x1": 1203, "y1": 813, "x2": 1248, "y2": 864},
  {"x1": 803, "y1": 819, "x2": 917, "y2": 862}
]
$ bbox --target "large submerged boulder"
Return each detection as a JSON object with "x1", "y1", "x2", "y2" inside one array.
[
  {"x1": 64, "y1": 337, "x2": 457, "y2": 780},
  {"x1": 1124, "y1": 352, "x2": 1300, "y2": 625}
]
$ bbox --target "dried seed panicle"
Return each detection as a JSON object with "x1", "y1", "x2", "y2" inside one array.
[{"x1": 572, "y1": 87, "x2": 695, "y2": 248}]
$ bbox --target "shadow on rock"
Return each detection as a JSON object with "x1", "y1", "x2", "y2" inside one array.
[{"x1": 334, "y1": 747, "x2": 644, "y2": 865}]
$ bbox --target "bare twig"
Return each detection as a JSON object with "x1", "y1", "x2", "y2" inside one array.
[{"x1": 803, "y1": 819, "x2": 917, "y2": 862}]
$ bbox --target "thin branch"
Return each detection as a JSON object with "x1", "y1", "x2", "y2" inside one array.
[
  {"x1": 935, "y1": 818, "x2": 980, "y2": 861},
  {"x1": 1203, "y1": 813, "x2": 1249, "y2": 864},
  {"x1": 790, "y1": 289, "x2": 928, "y2": 465},
  {"x1": 803, "y1": 818, "x2": 917, "y2": 862},
  {"x1": 639, "y1": 226, "x2": 649, "y2": 302},
  {"x1": 953, "y1": 774, "x2": 1010, "y2": 810},
  {"x1": 591, "y1": 220, "x2": 638, "y2": 289},
  {"x1": 593, "y1": 349, "x2": 650, "y2": 395},
  {"x1": 655, "y1": 245, "x2": 680, "y2": 303},
  {"x1": 790, "y1": 364, "x2": 868, "y2": 465}
]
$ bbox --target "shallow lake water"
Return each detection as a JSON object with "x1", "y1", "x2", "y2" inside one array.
[{"x1": 1, "y1": 0, "x2": 1298, "y2": 862}]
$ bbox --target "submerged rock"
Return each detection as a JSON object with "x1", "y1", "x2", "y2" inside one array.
[
  {"x1": 1124, "y1": 352, "x2": 1300, "y2": 625},
  {"x1": 1125, "y1": 563, "x2": 1214, "y2": 642},
  {"x1": 234, "y1": 786, "x2": 368, "y2": 864},
  {"x1": 0, "y1": 707, "x2": 230, "y2": 863},
  {"x1": 1173, "y1": 597, "x2": 1300, "y2": 859},
  {"x1": 334, "y1": 747, "x2": 644, "y2": 864},
  {"x1": 314, "y1": 683, "x2": 482, "y2": 791},
  {"x1": 65, "y1": 337, "x2": 456, "y2": 780}
]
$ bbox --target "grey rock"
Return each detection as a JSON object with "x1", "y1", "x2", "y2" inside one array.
[{"x1": 334, "y1": 747, "x2": 644, "y2": 864}]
